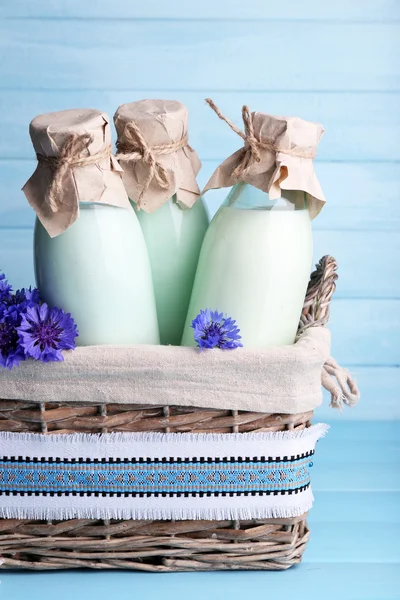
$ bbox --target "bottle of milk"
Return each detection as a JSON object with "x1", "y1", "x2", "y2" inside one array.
[
  {"x1": 181, "y1": 101, "x2": 326, "y2": 348},
  {"x1": 22, "y1": 109, "x2": 159, "y2": 346},
  {"x1": 114, "y1": 100, "x2": 208, "y2": 346}
]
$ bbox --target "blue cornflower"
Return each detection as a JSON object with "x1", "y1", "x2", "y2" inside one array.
[
  {"x1": 15, "y1": 287, "x2": 40, "y2": 307},
  {"x1": 0, "y1": 271, "x2": 78, "y2": 369},
  {"x1": 0, "y1": 311, "x2": 26, "y2": 369},
  {"x1": 0, "y1": 276, "x2": 40, "y2": 369},
  {"x1": 0, "y1": 273, "x2": 12, "y2": 308},
  {"x1": 3, "y1": 287, "x2": 40, "y2": 320},
  {"x1": 18, "y1": 303, "x2": 79, "y2": 363},
  {"x1": 191, "y1": 309, "x2": 243, "y2": 350}
]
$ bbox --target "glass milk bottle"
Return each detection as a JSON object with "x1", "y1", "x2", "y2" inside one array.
[
  {"x1": 22, "y1": 108, "x2": 159, "y2": 346},
  {"x1": 181, "y1": 103, "x2": 326, "y2": 348},
  {"x1": 114, "y1": 100, "x2": 208, "y2": 346}
]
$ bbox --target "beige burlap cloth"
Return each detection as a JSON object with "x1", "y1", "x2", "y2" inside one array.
[
  {"x1": 203, "y1": 99, "x2": 326, "y2": 219},
  {"x1": 23, "y1": 109, "x2": 131, "y2": 237},
  {"x1": 0, "y1": 328, "x2": 331, "y2": 413},
  {"x1": 114, "y1": 99, "x2": 201, "y2": 213}
]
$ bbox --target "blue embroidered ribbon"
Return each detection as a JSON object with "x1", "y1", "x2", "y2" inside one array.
[
  {"x1": 0, "y1": 428, "x2": 327, "y2": 520},
  {"x1": 0, "y1": 453, "x2": 314, "y2": 497}
]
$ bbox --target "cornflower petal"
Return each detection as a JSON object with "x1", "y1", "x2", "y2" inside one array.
[{"x1": 191, "y1": 309, "x2": 242, "y2": 350}]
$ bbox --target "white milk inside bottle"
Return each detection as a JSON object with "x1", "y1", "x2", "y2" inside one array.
[
  {"x1": 137, "y1": 195, "x2": 208, "y2": 346},
  {"x1": 114, "y1": 99, "x2": 207, "y2": 346},
  {"x1": 182, "y1": 102, "x2": 326, "y2": 348},
  {"x1": 35, "y1": 202, "x2": 160, "y2": 346},
  {"x1": 22, "y1": 108, "x2": 160, "y2": 346},
  {"x1": 181, "y1": 183, "x2": 313, "y2": 347}
]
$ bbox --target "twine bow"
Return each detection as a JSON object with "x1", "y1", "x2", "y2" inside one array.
[
  {"x1": 115, "y1": 120, "x2": 189, "y2": 207},
  {"x1": 205, "y1": 98, "x2": 316, "y2": 181},
  {"x1": 37, "y1": 133, "x2": 112, "y2": 212}
]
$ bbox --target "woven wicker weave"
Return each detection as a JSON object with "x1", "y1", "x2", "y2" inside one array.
[{"x1": 0, "y1": 255, "x2": 337, "y2": 571}]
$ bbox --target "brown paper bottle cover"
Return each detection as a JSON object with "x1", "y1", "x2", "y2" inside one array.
[
  {"x1": 22, "y1": 109, "x2": 131, "y2": 238},
  {"x1": 114, "y1": 99, "x2": 201, "y2": 213},
  {"x1": 203, "y1": 100, "x2": 326, "y2": 219}
]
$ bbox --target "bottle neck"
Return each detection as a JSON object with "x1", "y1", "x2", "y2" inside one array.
[{"x1": 224, "y1": 183, "x2": 307, "y2": 211}]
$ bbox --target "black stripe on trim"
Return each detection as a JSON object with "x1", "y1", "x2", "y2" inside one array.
[
  {"x1": 0, "y1": 451, "x2": 314, "y2": 465},
  {"x1": 0, "y1": 483, "x2": 310, "y2": 498}
]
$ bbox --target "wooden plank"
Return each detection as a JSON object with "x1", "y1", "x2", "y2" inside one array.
[
  {"x1": 0, "y1": 228, "x2": 398, "y2": 413},
  {"x1": 311, "y1": 423, "x2": 399, "y2": 493},
  {"x1": 311, "y1": 491, "x2": 400, "y2": 523},
  {"x1": 329, "y1": 299, "x2": 400, "y2": 366},
  {"x1": 1, "y1": 91, "x2": 399, "y2": 161},
  {"x1": 312, "y1": 424, "x2": 399, "y2": 468},
  {"x1": 201, "y1": 160, "x2": 400, "y2": 230},
  {"x1": 313, "y1": 433, "x2": 400, "y2": 492},
  {"x1": 318, "y1": 367, "x2": 400, "y2": 421},
  {"x1": 0, "y1": 229, "x2": 34, "y2": 290},
  {"x1": 313, "y1": 462, "x2": 398, "y2": 491},
  {"x1": 0, "y1": 564, "x2": 398, "y2": 598},
  {"x1": 0, "y1": 230, "x2": 399, "y2": 364},
  {"x1": 314, "y1": 438, "x2": 400, "y2": 474},
  {"x1": 0, "y1": 223, "x2": 398, "y2": 298},
  {"x1": 313, "y1": 230, "x2": 400, "y2": 299},
  {"x1": 0, "y1": 161, "x2": 35, "y2": 228},
  {"x1": 305, "y1": 523, "x2": 400, "y2": 563},
  {"x1": 2, "y1": 0, "x2": 399, "y2": 20},
  {"x1": 1, "y1": 159, "x2": 399, "y2": 232},
  {"x1": 0, "y1": 227, "x2": 397, "y2": 417},
  {"x1": 319, "y1": 420, "x2": 398, "y2": 443},
  {"x1": 0, "y1": 21, "x2": 398, "y2": 91}
]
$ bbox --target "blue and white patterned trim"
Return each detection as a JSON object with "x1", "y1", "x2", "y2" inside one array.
[
  {"x1": 0, "y1": 454, "x2": 313, "y2": 496},
  {"x1": 0, "y1": 425, "x2": 328, "y2": 521}
]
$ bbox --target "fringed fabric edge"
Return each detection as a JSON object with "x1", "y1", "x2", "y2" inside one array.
[
  {"x1": 0, "y1": 489, "x2": 314, "y2": 521},
  {"x1": 0, "y1": 423, "x2": 329, "y2": 445}
]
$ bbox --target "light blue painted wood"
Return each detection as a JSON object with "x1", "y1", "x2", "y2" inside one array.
[
  {"x1": 321, "y1": 420, "x2": 398, "y2": 442},
  {"x1": 310, "y1": 492, "x2": 400, "y2": 523},
  {"x1": 0, "y1": 21, "x2": 398, "y2": 91},
  {"x1": 1, "y1": 564, "x2": 399, "y2": 600},
  {"x1": 329, "y1": 299, "x2": 400, "y2": 366},
  {"x1": 0, "y1": 229, "x2": 34, "y2": 289},
  {"x1": 0, "y1": 220, "x2": 397, "y2": 410},
  {"x1": 1, "y1": 218, "x2": 399, "y2": 408},
  {"x1": 1, "y1": 91, "x2": 399, "y2": 161},
  {"x1": 0, "y1": 2, "x2": 398, "y2": 596},
  {"x1": 1, "y1": 228, "x2": 400, "y2": 411},
  {"x1": 311, "y1": 423, "x2": 399, "y2": 492},
  {"x1": 304, "y1": 523, "x2": 400, "y2": 562},
  {"x1": 0, "y1": 231, "x2": 399, "y2": 363},
  {"x1": 313, "y1": 230, "x2": 400, "y2": 298},
  {"x1": 318, "y1": 367, "x2": 400, "y2": 421},
  {"x1": 1, "y1": 226, "x2": 399, "y2": 299},
  {"x1": 0, "y1": 161, "x2": 35, "y2": 228},
  {"x1": 312, "y1": 458, "x2": 400, "y2": 492},
  {"x1": 315, "y1": 436, "x2": 399, "y2": 472},
  {"x1": 1, "y1": 159, "x2": 399, "y2": 231},
  {"x1": 2, "y1": 0, "x2": 400, "y2": 20},
  {"x1": 201, "y1": 160, "x2": 400, "y2": 231}
]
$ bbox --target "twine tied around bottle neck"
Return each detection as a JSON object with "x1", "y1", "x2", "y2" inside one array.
[
  {"x1": 205, "y1": 98, "x2": 316, "y2": 181},
  {"x1": 36, "y1": 133, "x2": 112, "y2": 212},
  {"x1": 115, "y1": 120, "x2": 190, "y2": 207}
]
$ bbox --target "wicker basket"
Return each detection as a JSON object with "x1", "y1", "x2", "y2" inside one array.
[{"x1": 0, "y1": 256, "x2": 339, "y2": 571}]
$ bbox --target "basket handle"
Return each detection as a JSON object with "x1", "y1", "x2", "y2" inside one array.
[
  {"x1": 299, "y1": 255, "x2": 338, "y2": 332},
  {"x1": 299, "y1": 255, "x2": 360, "y2": 410}
]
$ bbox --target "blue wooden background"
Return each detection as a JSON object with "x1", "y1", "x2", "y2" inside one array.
[{"x1": 0, "y1": 2, "x2": 399, "y2": 598}]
